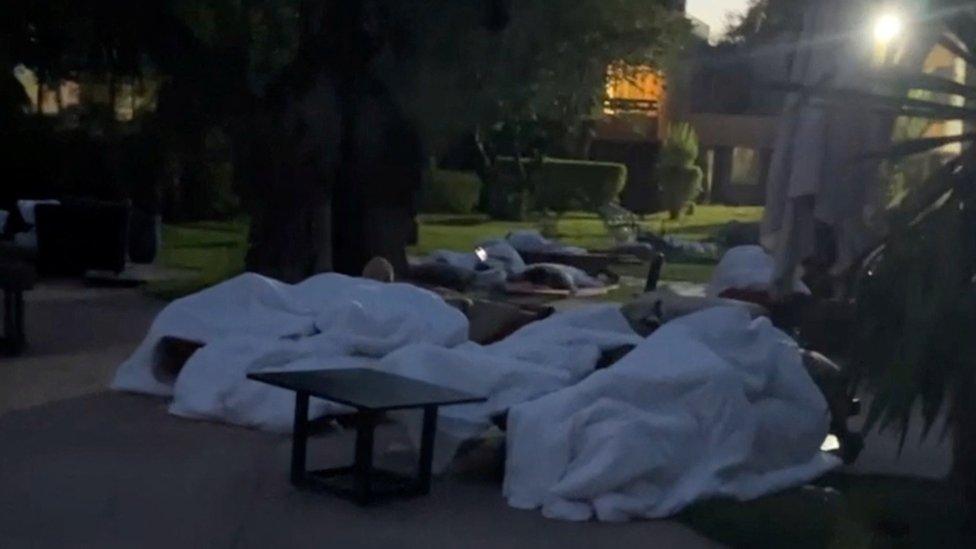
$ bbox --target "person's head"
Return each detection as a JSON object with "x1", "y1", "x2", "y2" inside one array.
[{"x1": 362, "y1": 256, "x2": 395, "y2": 283}]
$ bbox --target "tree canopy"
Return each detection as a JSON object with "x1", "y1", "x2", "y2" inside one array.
[
  {"x1": 0, "y1": 0, "x2": 692, "y2": 227},
  {"x1": 2, "y1": 0, "x2": 690, "y2": 150},
  {"x1": 723, "y1": 0, "x2": 811, "y2": 44}
]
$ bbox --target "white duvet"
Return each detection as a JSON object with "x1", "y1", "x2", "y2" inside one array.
[
  {"x1": 113, "y1": 272, "x2": 837, "y2": 521},
  {"x1": 504, "y1": 306, "x2": 838, "y2": 521},
  {"x1": 113, "y1": 273, "x2": 638, "y2": 448}
]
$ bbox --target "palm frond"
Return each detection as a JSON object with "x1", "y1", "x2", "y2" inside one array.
[
  {"x1": 770, "y1": 81, "x2": 976, "y2": 120},
  {"x1": 939, "y1": 33, "x2": 976, "y2": 68},
  {"x1": 863, "y1": 133, "x2": 976, "y2": 160},
  {"x1": 873, "y1": 68, "x2": 976, "y2": 101}
]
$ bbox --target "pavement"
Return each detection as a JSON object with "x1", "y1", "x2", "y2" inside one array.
[
  {"x1": 0, "y1": 280, "x2": 956, "y2": 548},
  {"x1": 0, "y1": 281, "x2": 717, "y2": 549},
  {"x1": 0, "y1": 281, "x2": 164, "y2": 415}
]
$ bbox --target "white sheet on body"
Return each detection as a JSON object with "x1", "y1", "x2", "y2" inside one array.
[
  {"x1": 707, "y1": 245, "x2": 810, "y2": 298},
  {"x1": 113, "y1": 273, "x2": 470, "y2": 427},
  {"x1": 422, "y1": 237, "x2": 601, "y2": 291},
  {"x1": 503, "y1": 306, "x2": 838, "y2": 521},
  {"x1": 113, "y1": 272, "x2": 837, "y2": 521},
  {"x1": 113, "y1": 273, "x2": 637, "y2": 435}
]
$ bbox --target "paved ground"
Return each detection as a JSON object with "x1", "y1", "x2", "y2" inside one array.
[
  {"x1": 0, "y1": 282, "x2": 716, "y2": 548},
  {"x1": 0, "y1": 281, "x2": 164, "y2": 415},
  {"x1": 0, "y1": 393, "x2": 716, "y2": 549},
  {"x1": 0, "y1": 281, "x2": 956, "y2": 547}
]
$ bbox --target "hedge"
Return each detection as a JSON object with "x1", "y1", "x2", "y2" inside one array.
[
  {"x1": 420, "y1": 169, "x2": 482, "y2": 214},
  {"x1": 493, "y1": 157, "x2": 628, "y2": 214}
]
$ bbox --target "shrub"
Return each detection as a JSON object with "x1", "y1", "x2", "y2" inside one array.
[
  {"x1": 420, "y1": 169, "x2": 482, "y2": 214},
  {"x1": 483, "y1": 157, "x2": 626, "y2": 218},
  {"x1": 534, "y1": 158, "x2": 627, "y2": 213},
  {"x1": 661, "y1": 122, "x2": 699, "y2": 165},
  {"x1": 657, "y1": 123, "x2": 703, "y2": 219},
  {"x1": 171, "y1": 157, "x2": 241, "y2": 221},
  {"x1": 482, "y1": 157, "x2": 538, "y2": 220},
  {"x1": 658, "y1": 164, "x2": 703, "y2": 218}
]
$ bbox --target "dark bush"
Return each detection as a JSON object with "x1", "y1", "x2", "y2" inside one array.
[
  {"x1": 659, "y1": 163, "x2": 703, "y2": 219},
  {"x1": 590, "y1": 140, "x2": 662, "y2": 216},
  {"x1": 163, "y1": 127, "x2": 241, "y2": 222},
  {"x1": 420, "y1": 169, "x2": 482, "y2": 214},
  {"x1": 481, "y1": 158, "x2": 537, "y2": 220},
  {"x1": 532, "y1": 158, "x2": 627, "y2": 213}
]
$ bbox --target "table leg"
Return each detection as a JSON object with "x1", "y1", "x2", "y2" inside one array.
[
  {"x1": 12, "y1": 290, "x2": 24, "y2": 352},
  {"x1": 354, "y1": 411, "x2": 377, "y2": 505},
  {"x1": 291, "y1": 391, "x2": 310, "y2": 486},
  {"x1": 417, "y1": 405, "x2": 438, "y2": 495},
  {"x1": 2, "y1": 290, "x2": 12, "y2": 348}
]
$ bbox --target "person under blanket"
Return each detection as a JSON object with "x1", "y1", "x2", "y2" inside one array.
[{"x1": 502, "y1": 306, "x2": 838, "y2": 521}]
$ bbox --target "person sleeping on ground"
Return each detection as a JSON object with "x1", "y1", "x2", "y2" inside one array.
[
  {"x1": 112, "y1": 264, "x2": 844, "y2": 522},
  {"x1": 148, "y1": 258, "x2": 855, "y2": 441},
  {"x1": 409, "y1": 239, "x2": 612, "y2": 294}
]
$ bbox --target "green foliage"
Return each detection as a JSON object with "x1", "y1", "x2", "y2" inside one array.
[
  {"x1": 421, "y1": 169, "x2": 482, "y2": 214},
  {"x1": 724, "y1": 0, "x2": 812, "y2": 44},
  {"x1": 481, "y1": 157, "x2": 536, "y2": 221},
  {"x1": 3, "y1": 0, "x2": 690, "y2": 224},
  {"x1": 661, "y1": 122, "x2": 700, "y2": 165},
  {"x1": 533, "y1": 158, "x2": 628, "y2": 213},
  {"x1": 657, "y1": 123, "x2": 703, "y2": 219},
  {"x1": 856, "y1": 189, "x2": 976, "y2": 440},
  {"x1": 829, "y1": 1, "x2": 976, "y2": 463},
  {"x1": 373, "y1": 0, "x2": 692, "y2": 155},
  {"x1": 488, "y1": 156, "x2": 627, "y2": 216},
  {"x1": 161, "y1": 127, "x2": 241, "y2": 221}
]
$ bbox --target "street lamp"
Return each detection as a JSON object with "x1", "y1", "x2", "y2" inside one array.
[
  {"x1": 873, "y1": 12, "x2": 904, "y2": 46},
  {"x1": 872, "y1": 10, "x2": 905, "y2": 64}
]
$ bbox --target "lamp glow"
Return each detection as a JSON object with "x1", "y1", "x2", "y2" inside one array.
[{"x1": 873, "y1": 13, "x2": 904, "y2": 45}]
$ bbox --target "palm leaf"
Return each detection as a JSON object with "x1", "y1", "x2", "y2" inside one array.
[
  {"x1": 889, "y1": 156, "x2": 963, "y2": 231},
  {"x1": 939, "y1": 33, "x2": 976, "y2": 68},
  {"x1": 941, "y1": 10, "x2": 976, "y2": 65},
  {"x1": 863, "y1": 132, "x2": 976, "y2": 160},
  {"x1": 873, "y1": 68, "x2": 976, "y2": 101},
  {"x1": 769, "y1": 81, "x2": 976, "y2": 120}
]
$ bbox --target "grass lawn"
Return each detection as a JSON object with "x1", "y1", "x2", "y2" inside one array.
[
  {"x1": 147, "y1": 220, "x2": 249, "y2": 300},
  {"x1": 412, "y1": 205, "x2": 763, "y2": 286},
  {"x1": 150, "y1": 205, "x2": 762, "y2": 299}
]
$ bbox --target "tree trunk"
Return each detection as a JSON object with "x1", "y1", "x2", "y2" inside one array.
[
  {"x1": 242, "y1": 88, "x2": 338, "y2": 283},
  {"x1": 244, "y1": 0, "x2": 424, "y2": 281}
]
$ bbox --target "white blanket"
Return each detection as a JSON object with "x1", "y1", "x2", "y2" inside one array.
[
  {"x1": 503, "y1": 306, "x2": 838, "y2": 521},
  {"x1": 112, "y1": 274, "x2": 636, "y2": 442},
  {"x1": 112, "y1": 273, "x2": 469, "y2": 398},
  {"x1": 382, "y1": 305, "x2": 642, "y2": 469},
  {"x1": 422, "y1": 238, "x2": 602, "y2": 292},
  {"x1": 707, "y1": 245, "x2": 810, "y2": 298},
  {"x1": 17, "y1": 199, "x2": 59, "y2": 226},
  {"x1": 114, "y1": 274, "x2": 836, "y2": 520}
]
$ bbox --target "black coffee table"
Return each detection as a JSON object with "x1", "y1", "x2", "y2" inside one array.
[{"x1": 247, "y1": 368, "x2": 486, "y2": 505}]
